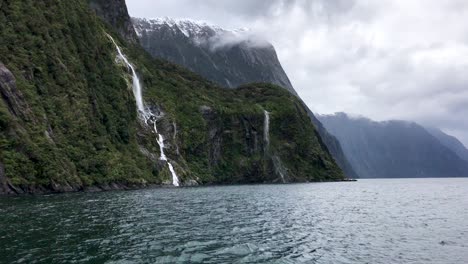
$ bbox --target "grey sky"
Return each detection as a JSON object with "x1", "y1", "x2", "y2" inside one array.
[{"x1": 127, "y1": 0, "x2": 468, "y2": 145}]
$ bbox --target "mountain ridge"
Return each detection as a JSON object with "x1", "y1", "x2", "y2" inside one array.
[
  {"x1": 0, "y1": 0, "x2": 344, "y2": 194},
  {"x1": 134, "y1": 17, "x2": 251, "y2": 40},
  {"x1": 132, "y1": 16, "x2": 358, "y2": 178},
  {"x1": 426, "y1": 127, "x2": 468, "y2": 161},
  {"x1": 132, "y1": 17, "x2": 295, "y2": 93},
  {"x1": 318, "y1": 112, "x2": 468, "y2": 178}
]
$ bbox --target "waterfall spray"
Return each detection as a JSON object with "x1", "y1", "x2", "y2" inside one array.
[{"x1": 107, "y1": 34, "x2": 180, "y2": 186}]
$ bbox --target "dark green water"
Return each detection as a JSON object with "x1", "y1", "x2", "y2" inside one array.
[{"x1": 1, "y1": 179, "x2": 467, "y2": 263}]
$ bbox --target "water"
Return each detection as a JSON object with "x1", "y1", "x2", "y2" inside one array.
[
  {"x1": 0, "y1": 178, "x2": 467, "y2": 263},
  {"x1": 264, "y1": 110, "x2": 270, "y2": 149},
  {"x1": 263, "y1": 110, "x2": 286, "y2": 183},
  {"x1": 107, "y1": 35, "x2": 145, "y2": 114},
  {"x1": 168, "y1": 163, "x2": 180, "y2": 187},
  {"x1": 107, "y1": 35, "x2": 179, "y2": 186}
]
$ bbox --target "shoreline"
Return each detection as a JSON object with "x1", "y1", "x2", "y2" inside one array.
[
  {"x1": 0, "y1": 181, "x2": 163, "y2": 197},
  {"x1": 0, "y1": 178, "x2": 357, "y2": 197}
]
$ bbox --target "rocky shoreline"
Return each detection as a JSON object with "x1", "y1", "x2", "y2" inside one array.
[
  {"x1": 0, "y1": 178, "x2": 357, "y2": 196},
  {"x1": 0, "y1": 181, "x2": 163, "y2": 196}
]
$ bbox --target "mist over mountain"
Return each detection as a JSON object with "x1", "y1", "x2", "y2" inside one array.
[
  {"x1": 132, "y1": 17, "x2": 358, "y2": 178},
  {"x1": 127, "y1": 0, "x2": 468, "y2": 147},
  {"x1": 2, "y1": 2, "x2": 468, "y2": 263},
  {"x1": 318, "y1": 113, "x2": 468, "y2": 178},
  {"x1": 0, "y1": 0, "x2": 344, "y2": 194},
  {"x1": 132, "y1": 17, "x2": 295, "y2": 94}
]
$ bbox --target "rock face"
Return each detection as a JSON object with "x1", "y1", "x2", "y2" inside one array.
[
  {"x1": 88, "y1": 0, "x2": 138, "y2": 44},
  {"x1": 0, "y1": 0, "x2": 344, "y2": 194},
  {"x1": 0, "y1": 63, "x2": 32, "y2": 120},
  {"x1": 0, "y1": 162, "x2": 11, "y2": 194},
  {"x1": 132, "y1": 18, "x2": 295, "y2": 94},
  {"x1": 171, "y1": 83, "x2": 345, "y2": 184},
  {"x1": 305, "y1": 108, "x2": 359, "y2": 179},
  {"x1": 318, "y1": 113, "x2": 468, "y2": 178},
  {"x1": 132, "y1": 17, "x2": 358, "y2": 178}
]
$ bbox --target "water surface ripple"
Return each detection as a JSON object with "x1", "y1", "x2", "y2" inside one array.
[{"x1": 1, "y1": 179, "x2": 467, "y2": 263}]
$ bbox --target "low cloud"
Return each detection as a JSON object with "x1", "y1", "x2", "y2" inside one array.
[
  {"x1": 127, "y1": 0, "x2": 468, "y2": 145},
  {"x1": 194, "y1": 28, "x2": 271, "y2": 51}
]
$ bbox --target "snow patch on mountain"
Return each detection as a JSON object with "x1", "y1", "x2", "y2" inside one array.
[{"x1": 132, "y1": 17, "x2": 269, "y2": 50}]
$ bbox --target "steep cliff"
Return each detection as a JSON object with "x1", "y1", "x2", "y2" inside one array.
[
  {"x1": 305, "y1": 108, "x2": 358, "y2": 179},
  {"x1": 318, "y1": 113, "x2": 468, "y2": 178},
  {"x1": 0, "y1": 0, "x2": 343, "y2": 194},
  {"x1": 426, "y1": 127, "x2": 468, "y2": 161},
  {"x1": 133, "y1": 18, "x2": 295, "y2": 94},
  {"x1": 132, "y1": 17, "x2": 358, "y2": 178},
  {"x1": 88, "y1": 0, "x2": 138, "y2": 44}
]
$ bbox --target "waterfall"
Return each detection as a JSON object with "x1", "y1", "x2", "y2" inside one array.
[
  {"x1": 173, "y1": 122, "x2": 180, "y2": 155},
  {"x1": 107, "y1": 35, "x2": 145, "y2": 115},
  {"x1": 263, "y1": 110, "x2": 286, "y2": 183},
  {"x1": 168, "y1": 163, "x2": 180, "y2": 186},
  {"x1": 273, "y1": 156, "x2": 286, "y2": 183},
  {"x1": 107, "y1": 34, "x2": 180, "y2": 187},
  {"x1": 264, "y1": 110, "x2": 270, "y2": 148}
]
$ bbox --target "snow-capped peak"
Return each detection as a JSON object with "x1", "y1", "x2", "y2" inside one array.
[{"x1": 132, "y1": 17, "x2": 250, "y2": 38}]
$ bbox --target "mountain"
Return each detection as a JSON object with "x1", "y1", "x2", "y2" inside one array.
[
  {"x1": 318, "y1": 113, "x2": 468, "y2": 178},
  {"x1": 0, "y1": 0, "x2": 344, "y2": 194},
  {"x1": 132, "y1": 17, "x2": 358, "y2": 178},
  {"x1": 132, "y1": 17, "x2": 296, "y2": 94},
  {"x1": 426, "y1": 127, "x2": 468, "y2": 161},
  {"x1": 88, "y1": 0, "x2": 139, "y2": 44}
]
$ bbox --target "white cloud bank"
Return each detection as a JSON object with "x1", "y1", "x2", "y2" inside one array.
[{"x1": 127, "y1": 0, "x2": 468, "y2": 145}]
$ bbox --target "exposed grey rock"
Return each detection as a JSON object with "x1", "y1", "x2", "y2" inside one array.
[
  {"x1": 132, "y1": 18, "x2": 357, "y2": 178},
  {"x1": 139, "y1": 146, "x2": 159, "y2": 162},
  {"x1": 200, "y1": 105, "x2": 265, "y2": 174},
  {"x1": 0, "y1": 62, "x2": 33, "y2": 121},
  {"x1": 88, "y1": 0, "x2": 138, "y2": 44},
  {"x1": 133, "y1": 17, "x2": 295, "y2": 94},
  {"x1": 183, "y1": 179, "x2": 199, "y2": 187},
  {"x1": 272, "y1": 155, "x2": 288, "y2": 183},
  {"x1": 0, "y1": 162, "x2": 12, "y2": 195}
]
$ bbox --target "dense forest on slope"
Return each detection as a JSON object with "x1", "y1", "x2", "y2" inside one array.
[
  {"x1": 132, "y1": 16, "x2": 359, "y2": 179},
  {"x1": 0, "y1": 0, "x2": 343, "y2": 194}
]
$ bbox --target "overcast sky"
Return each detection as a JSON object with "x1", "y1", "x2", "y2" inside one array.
[{"x1": 127, "y1": 0, "x2": 468, "y2": 145}]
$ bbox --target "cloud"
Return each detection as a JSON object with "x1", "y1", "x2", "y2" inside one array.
[
  {"x1": 127, "y1": 0, "x2": 468, "y2": 145},
  {"x1": 195, "y1": 28, "x2": 271, "y2": 51}
]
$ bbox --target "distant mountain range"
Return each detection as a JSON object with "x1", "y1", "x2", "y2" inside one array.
[
  {"x1": 426, "y1": 127, "x2": 468, "y2": 161},
  {"x1": 132, "y1": 17, "x2": 358, "y2": 178},
  {"x1": 318, "y1": 113, "x2": 468, "y2": 178},
  {"x1": 131, "y1": 17, "x2": 468, "y2": 180}
]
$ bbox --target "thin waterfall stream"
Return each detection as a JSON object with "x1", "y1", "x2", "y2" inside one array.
[
  {"x1": 264, "y1": 110, "x2": 270, "y2": 149},
  {"x1": 263, "y1": 110, "x2": 286, "y2": 183},
  {"x1": 107, "y1": 34, "x2": 180, "y2": 187}
]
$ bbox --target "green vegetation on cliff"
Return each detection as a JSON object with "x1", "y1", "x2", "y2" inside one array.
[{"x1": 0, "y1": 0, "x2": 343, "y2": 193}]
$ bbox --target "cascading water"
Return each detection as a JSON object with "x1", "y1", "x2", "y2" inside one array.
[
  {"x1": 264, "y1": 110, "x2": 270, "y2": 149},
  {"x1": 173, "y1": 122, "x2": 180, "y2": 155},
  {"x1": 263, "y1": 110, "x2": 286, "y2": 183},
  {"x1": 107, "y1": 34, "x2": 180, "y2": 187}
]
